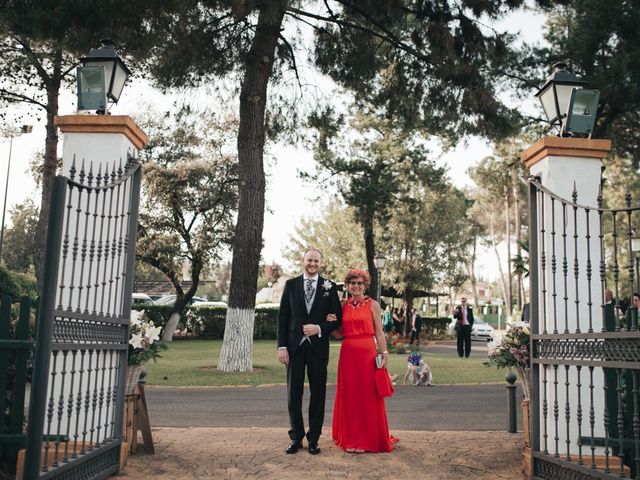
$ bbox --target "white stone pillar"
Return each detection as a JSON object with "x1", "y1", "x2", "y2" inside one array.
[
  {"x1": 522, "y1": 137, "x2": 611, "y2": 460},
  {"x1": 54, "y1": 115, "x2": 147, "y2": 313}
]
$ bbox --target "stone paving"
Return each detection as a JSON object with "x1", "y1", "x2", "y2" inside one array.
[{"x1": 121, "y1": 427, "x2": 524, "y2": 479}]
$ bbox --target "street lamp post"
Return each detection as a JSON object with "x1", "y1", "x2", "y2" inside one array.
[
  {"x1": 373, "y1": 253, "x2": 386, "y2": 303},
  {"x1": 0, "y1": 125, "x2": 32, "y2": 263}
]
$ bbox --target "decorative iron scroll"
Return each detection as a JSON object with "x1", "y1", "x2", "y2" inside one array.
[
  {"x1": 536, "y1": 334, "x2": 640, "y2": 367},
  {"x1": 534, "y1": 455, "x2": 618, "y2": 480}
]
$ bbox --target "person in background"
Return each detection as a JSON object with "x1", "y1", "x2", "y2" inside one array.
[
  {"x1": 382, "y1": 305, "x2": 393, "y2": 336},
  {"x1": 409, "y1": 308, "x2": 422, "y2": 345},
  {"x1": 403, "y1": 351, "x2": 433, "y2": 386},
  {"x1": 453, "y1": 297, "x2": 474, "y2": 358},
  {"x1": 392, "y1": 307, "x2": 402, "y2": 335}
]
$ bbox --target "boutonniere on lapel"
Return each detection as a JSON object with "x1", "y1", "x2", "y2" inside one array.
[{"x1": 321, "y1": 279, "x2": 333, "y2": 296}]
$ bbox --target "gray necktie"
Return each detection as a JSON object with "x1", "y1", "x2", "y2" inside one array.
[{"x1": 305, "y1": 279, "x2": 315, "y2": 303}]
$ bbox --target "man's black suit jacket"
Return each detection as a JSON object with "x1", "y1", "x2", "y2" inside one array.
[
  {"x1": 453, "y1": 305, "x2": 475, "y2": 327},
  {"x1": 277, "y1": 275, "x2": 342, "y2": 359}
]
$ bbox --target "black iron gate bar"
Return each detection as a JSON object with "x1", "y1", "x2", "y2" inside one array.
[
  {"x1": 528, "y1": 176, "x2": 640, "y2": 480},
  {"x1": 23, "y1": 157, "x2": 141, "y2": 480},
  {"x1": 0, "y1": 296, "x2": 33, "y2": 458}
]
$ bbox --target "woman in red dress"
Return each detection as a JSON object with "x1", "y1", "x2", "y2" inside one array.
[{"x1": 330, "y1": 269, "x2": 397, "y2": 453}]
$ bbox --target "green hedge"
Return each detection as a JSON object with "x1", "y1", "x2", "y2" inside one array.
[
  {"x1": 421, "y1": 317, "x2": 451, "y2": 338},
  {"x1": 131, "y1": 307, "x2": 451, "y2": 341},
  {"x1": 0, "y1": 265, "x2": 38, "y2": 303},
  {"x1": 132, "y1": 304, "x2": 278, "y2": 339}
]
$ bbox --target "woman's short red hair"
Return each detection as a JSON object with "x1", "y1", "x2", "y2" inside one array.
[{"x1": 344, "y1": 269, "x2": 371, "y2": 288}]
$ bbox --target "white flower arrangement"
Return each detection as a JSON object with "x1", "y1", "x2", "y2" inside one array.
[
  {"x1": 322, "y1": 280, "x2": 333, "y2": 291},
  {"x1": 128, "y1": 310, "x2": 167, "y2": 365}
]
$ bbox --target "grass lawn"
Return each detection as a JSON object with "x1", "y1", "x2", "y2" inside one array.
[{"x1": 145, "y1": 339, "x2": 507, "y2": 387}]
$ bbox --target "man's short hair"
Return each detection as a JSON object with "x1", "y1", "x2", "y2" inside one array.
[{"x1": 303, "y1": 247, "x2": 323, "y2": 259}]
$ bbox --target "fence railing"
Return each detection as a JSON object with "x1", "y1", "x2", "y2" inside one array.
[
  {"x1": 0, "y1": 295, "x2": 34, "y2": 470},
  {"x1": 528, "y1": 176, "x2": 640, "y2": 480}
]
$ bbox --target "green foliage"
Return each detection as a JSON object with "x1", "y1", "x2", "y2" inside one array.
[
  {"x1": 510, "y1": 0, "x2": 640, "y2": 163},
  {"x1": 0, "y1": 264, "x2": 36, "y2": 300},
  {"x1": 311, "y1": 1, "x2": 531, "y2": 140},
  {"x1": 2, "y1": 199, "x2": 38, "y2": 273},
  {"x1": 284, "y1": 201, "x2": 367, "y2": 280},
  {"x1": 381, "y1": 180, "x2": 472, "y2": 295},
  {"x1": 420, "y1": 317, "x2": 452, "y2": 338},
  {"x1": 133, "y1": 304, "x2": 279, "y2": 340},
  {"x1": 309, "y1": 111, "x2": 471, "y2": 301},
  {"x1": 0, "y1": 0, "x2": 169, "y2": 288},
  {"x1": 135, "y1": 105, "x2": 239, "y2": 316}
]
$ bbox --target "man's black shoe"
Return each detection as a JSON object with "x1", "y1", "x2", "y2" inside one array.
[
  {"x1": 308, "y1": 442, "x2": 320, "y2": 455},
  {"x1": 286, "y1": 440, "x2": 303, "y2": 454}
]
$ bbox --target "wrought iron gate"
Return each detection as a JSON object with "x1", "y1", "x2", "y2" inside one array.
[
  {"x1": 23, "y1": 157, "x2": 141, "y2": 479},
  {"x1": 529, "y1": 176, "x2": 640, "y2": 480}
]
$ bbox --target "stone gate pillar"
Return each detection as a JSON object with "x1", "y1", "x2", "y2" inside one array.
[
  {"x1": 521, "y1": 136, "x2": 613, "y2": 478},
  {"x1": 522, "y1": 137, "x2": 611, "y2": 333}
]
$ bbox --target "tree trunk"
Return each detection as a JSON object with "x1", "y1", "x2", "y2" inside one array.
[
  {"x1": 161, "y1": 257, "x2": 202, "y2": 341},
  {"x1": 218, "y1": 2, "x2": 285, "y2": 372},
  {"x1": 504, "y1": 184, "x2": 513, "y2": 320},
  {"x1": 34, "y1": 52, "x2": 62, "y2": 290},
  {"x1": 490, "y1": 212, "x2": 509, "y2": 318},
  {"x1": 402, "y1": 291, "x2": 414, "y2": 337},
  {"x1": 363, "y1": 211, "x2": 379, "y2": 301},
  {"x1": 162, "y1": 311, "x2": 183, "y2": 341},
  {"x1": 468, "y1": 236, "x2": 479, "y2": 309},
  {"x1": 514, "y1": 180, "x2": 523, "y2": 310}
]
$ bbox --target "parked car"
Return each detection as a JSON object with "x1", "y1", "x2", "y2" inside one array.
[
  {"x1": 191, "y1": 301, "x2": 228, "y2": 308},
  {"x1": 448, "y1": 317, "x2": 495, "y2": 342},
  {"x1": 154, "y1": 295, "x2": 207, "y2": 305},
  {"x1": 132, "y1": 293, "x2": 154, "y2": 306}
]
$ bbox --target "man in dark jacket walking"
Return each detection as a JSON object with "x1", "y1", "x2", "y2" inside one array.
[{"x1": 453, "y1": 297, "x2": 474, "y2": 357}]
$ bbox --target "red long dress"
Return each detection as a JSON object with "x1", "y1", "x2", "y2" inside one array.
[{"x1": 332, "y1": 297, "x2": 397, "y2": 452}]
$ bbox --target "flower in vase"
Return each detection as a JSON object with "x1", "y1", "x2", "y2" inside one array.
[
  {"x1": 485, "y1": 322, "x2": 530, "y2": 370},
  {"x1": 128, "y1": 310, "x2": 168, "y2": 366}
]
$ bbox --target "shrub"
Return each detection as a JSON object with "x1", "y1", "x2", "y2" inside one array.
[
  {"x1": 421, "y1": 317, "x2": 450, "y2": 338},
  {"x1": 132, "y1": 304, "x2": 279, "y2": 339},
  {"x1": 0, "y1": 265, "x2": 37, "y2": 302}
]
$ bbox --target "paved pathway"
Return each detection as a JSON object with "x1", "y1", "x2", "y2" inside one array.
[
  {"x1": 122, "y1": 428, "x2": 524, "y2": 479},
  {"x1": 121, "y1": 383, "x2": 527, "y2": 479}
]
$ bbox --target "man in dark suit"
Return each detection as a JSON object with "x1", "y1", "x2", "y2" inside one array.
[
  {"x1": 453, "y1": 297, "x2": 474, "y2": 357},
  {"x1": 409, "y1": 308, "x2": 422, "y2": 345},
  {"x1": 277, "y1": 248, "x2": 342, "y2": 455}
]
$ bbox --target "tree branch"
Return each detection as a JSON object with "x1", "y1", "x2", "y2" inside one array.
[
  {"x1": 0, "y1": 88, "x2": 47, "y2": 109},
  {"x1": 278, "y1": 33, "x2": 302, "y2": 88},
  {"x1": 285, "y1": 6, "x2": 430, "y2": 63},
  {"x1": 15, "y1": 35, "x2": 52, "y2": 83}
]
